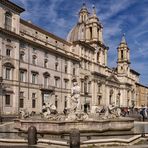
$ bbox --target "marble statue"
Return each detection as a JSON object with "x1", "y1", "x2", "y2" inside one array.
[
  {"x1": 66, "y1": 81, "x2": 89, "y2": 121},
  {"x1": 19, "y1": 109, "x2": 30, "y2": 119},
  {"x1": 41, "y1": 103, "x2": 57, "y2": 119},
  {"x1": 70, "y1": 81, "x2": 81, "y2": 112},
  {"x1": 40, "y1": 81, "x2": 122, "y2": 121},
  {"x1": 103, "y1": 103, "x2": 121, "y2": 119}
]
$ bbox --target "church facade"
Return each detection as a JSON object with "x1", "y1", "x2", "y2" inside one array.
[{"x1": 0, "y1": 1, "x2": 146, "y2": 115}]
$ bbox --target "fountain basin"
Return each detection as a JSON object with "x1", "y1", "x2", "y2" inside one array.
[{"x1": 14, "y1": 118, "x2": 134, "y2": 134}]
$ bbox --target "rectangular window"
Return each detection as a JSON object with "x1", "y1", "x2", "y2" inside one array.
[
  {"x1": 5, "y1": 12, "x2": 12, "y2": 31},
  {"x1": 73, "y1": 68, "x2": 75, "y2": 75},
  {"x1": 32, "y1": 93, "x2": 36, "y2": 108},
  {"x1": 65, "y1": 65, "x2": 67, "y2": 73},
  {"x1": 73, "y1": 63, "x2": 75, "y2": 75},
  {"x1": 64, "y1": 96, "x2": 67, "y2": 108},
  {"x1": 88, "y1": 82, "x2": 91, "y2": 93},
  {"x1": 55, "y1": 95, "x2": 58, "y2": 108},
  {"x1": 81, "y1": 81, "x2": 84, "y2": 93},
  {"x1": 55, "y1": 63, "x2": 58, "y2": 71},
  {"x1": 6, "y1": 49, "x2": 11, "y2": 56},
  {"x1": 64, "y1": 80, "x2": 68, "y2": 89},
  {"x1": 20, "y1": 92, "x2": 24, "y2": 108},
  {"x1": 5, "y1": 95, "x2": 10, "y2": 105},
  {"x1": 20, "y1": 92, "x2": 24, "y2": 98},
  {"x1": 5, "y1": 68, "x2": 11, "y2": 80},
  {"x1": 32, "y1": 55, "x2": 37, "y2": 65},
  {"x1": 20, "y1": 52, "x2": 25, "y2": 61},
  {"x1": 20, "y1": 99, "x2": 24, "y2": 108},
  {"x1": 32, "y1": 73, "x2": 37, "y2": 84},
  {"x1": 98, "y1": 84, "x2": 101, "y2": 93},
  {"x1": 32, "y1": 99, "x2": 36, "y2": 108},
  {"x1": 20, "y1": 71, "x2": 25, "y2": 82},
  {"x1": 32, "y1": 93, "x2": 36, "y2": 98},
  {"x1": 44, "y1": 77, "x2": 48, "y2": 87},
  {"x1": 55, "y1": 78, "x2": 59, "y2": 87},
  {"x1": 98, "y1": 96, "x2": 101, "y2": 105},
  {"x1": 44, "y1": 60, "x2": 48, "y2": 68}
]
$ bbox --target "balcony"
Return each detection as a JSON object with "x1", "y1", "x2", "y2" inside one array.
[{"x1": 39, "y1": 84, "x2": 55, "y2": 92}]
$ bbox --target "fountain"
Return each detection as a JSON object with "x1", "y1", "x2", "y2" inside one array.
[{"x1": 14, "y1": 80, "x2": 134, "y2": 134}]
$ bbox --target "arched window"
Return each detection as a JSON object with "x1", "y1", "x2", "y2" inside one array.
[
  {"x1": 5, "y1": 11, "x2": 12, "y2": 31},
  {"x1": 90, "y1": 27, "x2": 92, "y2": 39},
  {"x1": 121, "y1": 50, "x2": 124, "y2": 60},
  {"x1": 97, "y1": 52, "x2": 100, "y2": 63}
]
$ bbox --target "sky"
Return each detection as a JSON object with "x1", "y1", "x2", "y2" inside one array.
[{"x1": 11, "y1": 0, "x2": 148, "y2": 86}]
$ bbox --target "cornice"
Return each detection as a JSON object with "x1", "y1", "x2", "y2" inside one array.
[
  {"x1": 73, "y1": 41, "x2": 96, "y2": 51},
  {"x1": 0, "y1": 0, "x2": 25, "y2": 13},
  {"x1": 0, "y1": 27, "x2": 80, "y2": 62},
  {"x1": 91, "y1": 71, "x2": 107, "y2": 78},
  {"x1": 20, "y1": 19, "x2": 71, "y2": 46},
  {"x1": 88, "y1": 40, "x2": 109, "y2": 50},
  {"x1": 136, "y1": 83, "x2": 148, "y2": 89}
]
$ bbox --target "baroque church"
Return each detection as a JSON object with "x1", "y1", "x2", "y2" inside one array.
[{"x1": 0, "y1": 0, "x2": 145, "y2": 115}]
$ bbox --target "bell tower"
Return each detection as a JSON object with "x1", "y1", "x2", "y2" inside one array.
[
  {"x1": 85, "y1": 5, "x2": 103, "y2": 43},
  {"x1": 79, "y1": 3, "x2": 89, "y2": 23},
  {"x1": 117, "y1": 34, "x2": 130, "y2": 75}
]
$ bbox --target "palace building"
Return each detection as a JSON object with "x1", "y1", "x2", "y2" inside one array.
[{"x1": 0, "y1": 0, "x2": 147, "y2": 115}]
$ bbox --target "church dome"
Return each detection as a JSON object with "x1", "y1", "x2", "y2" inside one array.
[{"x1": 67, "y1": 22, "x2": 85, "y2": 42}]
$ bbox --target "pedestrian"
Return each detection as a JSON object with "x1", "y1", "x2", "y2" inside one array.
[{"x1": 140, "y1": 108, "x2": 145, "y2": 121}]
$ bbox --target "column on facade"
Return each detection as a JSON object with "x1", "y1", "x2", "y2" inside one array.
[
  {"x1": 124, "y1": 49, "x2": 127, "y2": 60},
  {"x1": 101, "y1": 83, "x2": 106, "y2": 105},
  {"x1": 115, "y1": 88, "x2": 120, "y2": 106},
  {"x1": 0, "y1": 38, "x2": 2, "y2": 77},
  {"x1": 125, "y1": 89, "x2": 128, "y2": 107},
  {"x1": 99, "y1": 28, "x2": 103, "y2": 42},
  {"x1": 127, "y1": 50, "x2": 130, "y2": 61},
  {"x1": 92, "y1": 23, "x2": 98, "y2": 41},
  {"x1": 127, "y1": 90, "x2": 132, "y2": 106},
  {"x1": 91, "y1": 79, "x2": 97, "y2": 113},
  {"x1": 86, "y1": 26, "x2": 90, "y2": 42},
  {"x1": 105, "y1": 86, "x2": 109, "y2": 105},
  {"x1": 99, "y1": 50, "x2": 103, "y2": 65},
  {"x1": 114, "y1": 88, "x2": 117, "y2": 106},
  {"x1": 104, "y1": 49, "x2": 107, "y2": 66},
  {"x1": 13, "y1": 86, "x2": 19, "y2": 114},
  {"x1": 118, "y1": 49, "x2": 121, "y2": 61}
]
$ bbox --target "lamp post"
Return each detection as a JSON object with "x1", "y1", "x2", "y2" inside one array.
[{"x1": 0, "y1": 77, "x2": 3, "y2": 123}]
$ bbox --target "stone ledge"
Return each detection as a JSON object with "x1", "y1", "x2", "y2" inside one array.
[{"x1": 14, "y1": 118, "x2": 134, "y2": 134}]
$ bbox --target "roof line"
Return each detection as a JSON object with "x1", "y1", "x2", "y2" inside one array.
[
  {"x1": 0, "y1": 0, "x2": 25, "y2": 13},
  {"x1": 20, "y1": 19, "x2": 71, "y2": 45}
]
